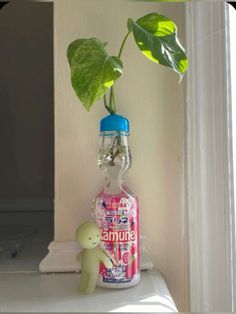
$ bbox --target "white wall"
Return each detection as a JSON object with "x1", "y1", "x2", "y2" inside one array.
[{"x1": 54, "y1": 0, "x2": 186, "y2": 310}]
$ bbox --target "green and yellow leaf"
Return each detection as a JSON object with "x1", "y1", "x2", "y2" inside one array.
[
  {"x1": 68, "y1": 38, "x2": 123, "y2": 110},
  {"x1": 129, "y1": 13, "x2": 188, "y2": 79}
]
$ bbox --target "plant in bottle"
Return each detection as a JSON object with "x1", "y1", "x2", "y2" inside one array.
[{"x1": 67, "y1": 12, "x2": 188, "y2": 115}]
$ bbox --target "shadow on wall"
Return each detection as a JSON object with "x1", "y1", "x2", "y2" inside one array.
[{"x1": 0, "y1": 1, "x2": 54, "y2": 201}]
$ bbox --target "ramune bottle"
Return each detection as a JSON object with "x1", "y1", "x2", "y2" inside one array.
[{"x1": 94, "y1": 114, "x2": 140, "y2": 288}]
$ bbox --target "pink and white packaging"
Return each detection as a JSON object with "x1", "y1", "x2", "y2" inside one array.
[{"x1": 95, "y1": 189, "x2": 140, "y2": 288}]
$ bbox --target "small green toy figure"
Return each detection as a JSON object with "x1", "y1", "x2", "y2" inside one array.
[{"x1": 75, "y1": 221, "x2": 113, "y2": 294}]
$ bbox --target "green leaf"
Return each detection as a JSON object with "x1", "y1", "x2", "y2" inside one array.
[
  {"x1": 69, "y1": 38, "x2": 123, "y2": 111},
  {"x1": 67, "y1": 39, "x2": 109, "y2": 66},
  {"x1": 67, "y1": 39, "x2": 86, "y2": 66},
  {"x1": 130, "y1": 13, "x2": 188, "y2": 79}
]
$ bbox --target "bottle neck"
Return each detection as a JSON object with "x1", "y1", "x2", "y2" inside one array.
[
  {"x1": 103, "y1": 166, "x2": 123, "y2": 194},
  {"x1": 98, "y1": 131, "x2": 131, "y2": 195}
]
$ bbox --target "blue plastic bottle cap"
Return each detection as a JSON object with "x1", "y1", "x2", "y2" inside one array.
[{"x1": 100, "y1": 114, "x2": 130, "y2": 133}]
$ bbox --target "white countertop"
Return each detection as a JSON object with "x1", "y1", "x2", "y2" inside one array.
[{"x1": 0, "y1": 270, "x2": 177, "y2": 312}]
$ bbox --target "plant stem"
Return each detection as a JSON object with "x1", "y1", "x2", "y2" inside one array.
[
  {"x1": 105, "y1": 32, "x2": 131, "y2": 114},
  {"x1": 109, "y1": 86, "x2": 116, "y2": 114},
  {"x1": 104, "y1": 94, "x2": 114, "y2": 114},
  {"x1": 118, "y1": 31, "x2": 131, "y2": 59}
]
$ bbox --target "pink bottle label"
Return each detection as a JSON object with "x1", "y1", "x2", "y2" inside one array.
[{"x1": 95, "y1": 191, "x2": 140, "y2": 284}]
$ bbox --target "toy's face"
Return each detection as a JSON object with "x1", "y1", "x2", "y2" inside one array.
[{"x1": 75, "y1": 222, "x2": 101, "y2": 249}]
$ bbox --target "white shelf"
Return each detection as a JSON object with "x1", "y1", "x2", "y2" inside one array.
[{"x1": 0, "y1": 270, "x2": 177, "y2": 312}]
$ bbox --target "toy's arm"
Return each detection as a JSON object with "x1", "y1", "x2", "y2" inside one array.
[
  {"x1": 100, "y1": 248, "x2": 119, "y2": 267},
  {"x1": 97, "y1": 248, "x2": 113, "y2": 269},
  {"x1": 76, "y1": 250, "x2": 83, "y2": 262}
]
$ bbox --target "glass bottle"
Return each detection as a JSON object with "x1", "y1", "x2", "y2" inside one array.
[{"x1": 94, "y1": 114, "x2": 140, "y2": 288}]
